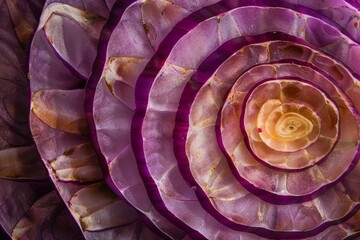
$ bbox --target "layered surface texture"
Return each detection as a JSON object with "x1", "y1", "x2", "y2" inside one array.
[{"x1": 2, "y1": 0, "x2": 360, "y2": 239}]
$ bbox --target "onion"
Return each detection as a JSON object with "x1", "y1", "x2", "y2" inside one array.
[{"x1": 2, "y1": 0, "x2": 360, "y2": 239}]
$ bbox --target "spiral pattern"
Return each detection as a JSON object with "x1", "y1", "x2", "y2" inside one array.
[{"x1": 28, "y1": 0, "x2": 360, "y2": 239}]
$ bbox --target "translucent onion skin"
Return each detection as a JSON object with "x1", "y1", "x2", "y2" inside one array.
[
  {"x1": 1, "y1": 0, "x2": 360, "y2": 239},
  {"x1": 86, "y1": 0, "x2": 360, "y2": 239}
]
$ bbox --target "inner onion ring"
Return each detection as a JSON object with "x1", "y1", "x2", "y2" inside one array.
[{"x1": 242, "y1": 80, "x2": 339, "y2": 169}]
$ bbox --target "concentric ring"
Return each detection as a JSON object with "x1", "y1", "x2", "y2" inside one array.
[{"x1": 26, "y1": 0, "x2": 360, "y2": 239}]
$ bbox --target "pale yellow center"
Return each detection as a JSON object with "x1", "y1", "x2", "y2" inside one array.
[
  {"x1": 274, "y1": 113, "x2": 313, "y2": 140},
  {"x1": 257, "y1": 99, "x2": 320, "y2": 152}
]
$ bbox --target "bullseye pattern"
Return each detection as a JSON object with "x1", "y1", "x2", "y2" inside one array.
[
  {"x1": 27, "y1": 0, "x2": 360, "y2": 239},
  {"x1": 245, "y1": 81, "x2": 325, "y2": 153},
  {"x1": 230, "y1": 78, "x2": 339, "y2": 169},
  {"x1": 183, "y1": 38, "x2": 360, "y2": 232}
]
